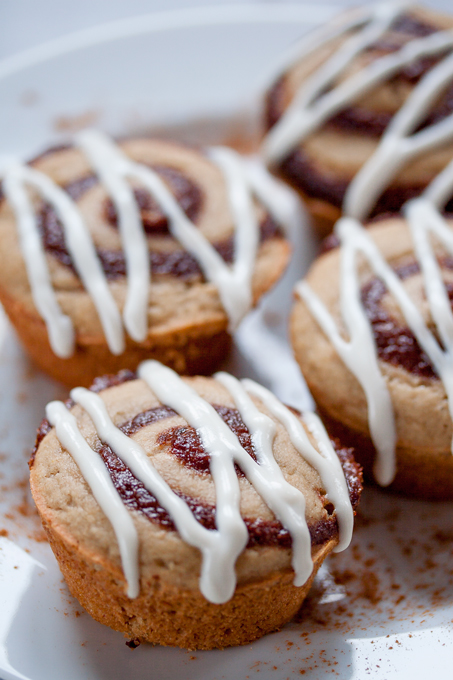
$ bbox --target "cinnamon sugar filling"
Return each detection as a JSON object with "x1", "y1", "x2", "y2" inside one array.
[
  {"x1": 32, "y1": 169, "x2": 281, "y2": 281},
  {"x1": 30, "y1": 375, "x2": 361, "y2": 549},
  {"x1": 361, "y1": 259, "x2": 453, "y2": 379},
  {"x1": 278, "y1": 151, "x2": 435, "y2": 216},
  {"x1": 265, "y1": 12, "x2": 453, "y2": 211},
  {"x1": 265, "y1": 13, "x2": 449, "y2": 137}
]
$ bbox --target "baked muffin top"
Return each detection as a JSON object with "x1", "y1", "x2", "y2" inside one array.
[
  {"x1": 264, "y1": 4, "x2": 453, "y2": 219},
  {"x1": 0, "y1": 133, "x2": 291, "y2": 357},
  {"x1": 30, "y1": 363, "x2": 360, "y2": 602},
  {"x1": 291, "y1": 203, "x2": 453, "y2": 486}
]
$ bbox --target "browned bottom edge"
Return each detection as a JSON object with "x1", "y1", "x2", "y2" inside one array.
[
  {"x1": 0, "y1": 289, "x2": 231, "y2": 387},
  {"x1": 42, "y1": 514, "x2": 335, "y2": 650},
  {"x1": 317, "y1": 404, "x2": 453, "y2": 501}
]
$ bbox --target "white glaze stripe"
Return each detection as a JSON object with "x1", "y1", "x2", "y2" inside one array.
[
  {"x1": 296, "y1": 217, "x2": 396, "y2": 486},
  {"x1": 70, "y1": 385, "x2": 246, "y2": 604},
  {"x1": 269, "y1": 4, "x2": 375, "y2": 83},
  {"x1": 208, "y1": 147, "x2": 259, "y2": 328},
  {"x1": 263, "y1": 2, "x2": 414, "y2": 164},
  {"x1": 128, "y1": 154, "x2": 251, "y2": 332},
  {"x1": 345, "y1": 49, "x2": 453, "y2": 220},
  {"x1": 266, "y1": 30, "x2": 453, "y2": 166},
  {"x1": 139, "y1": 361, "x2": 334, "y2": 591},
  {"x1": 404, "y1": 199, "x2": 453, "y2": 441},
  {"x1": 77, "y1": 131, "x2": 150, "y2": 342},
  {"x1": 423, "y1": 156, "x2": 453, "y2": 209},
  {"x1": 47, "y1": 360, "x2": 352, "y2": 602},
  {"x1": 241, "y1": 379, "x2": 353, "y2": 552},
  {"x1": 3, "y1": 163, "x2": 124, "y2": 357},
  {"x1": 3, "y1": 165, "x2": 74, "y2": 358},
  {"x1": 77, "y1": 132, "x2": 266, "y2": 332},
  {"x1": 298, "y1": 206, "x2": 453, "y2": 484},
  {"x1": 45, "y1": 400, "x2": 139, "y2": 598},
  {"x1": 289, "y1": 2, "x2": 403, "y2": 120},
  {"x1": 6, "y1": 132, "x2": 293, "y2": 353},
  {"x1": 263, "y1": 2, "x2": 453, "y2": 221},
  {"x1": 138, "y1": 361, "x2": 251, "y2": 603},
  {"x1": 130, "y1": 144, "x2": 260, "y2": 331},
  {"x1": 214, "y1": 372, "x2": 313, "y2": 584}
]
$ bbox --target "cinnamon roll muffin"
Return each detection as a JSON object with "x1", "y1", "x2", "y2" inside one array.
[
  {"x1": 290, "y1": 184, "x2": 453, "y2": 499},
  {"x1": 29, "y1": 361, "x2": 361, "y2": 649},
  {"x1": 0, "y1": 131, "x2": 291, "y2": 386},
  {"x1": 263, "y1": 3, "x2": 453, "y2": 236}
]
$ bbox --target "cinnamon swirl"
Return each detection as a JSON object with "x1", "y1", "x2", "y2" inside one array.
[
  {"x1": 263, "y1": 3, "x2": 453, "y2": 236},
  {"x1": 29, "y1": 362, "x2": 361, "y2": 649},
  {"x1": 0, "y1": 132, "x2": 292, "y2": 386},
  {"x1": 291, "y1": 160, "x2": 453, "y2": 499}
]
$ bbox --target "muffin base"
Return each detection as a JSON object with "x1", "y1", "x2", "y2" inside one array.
[
  {"x1": 317, "y1": 405, "x2": 453, "y2": 501},
  {"x1": 1, "y1": 289, "x2": 231, "y2": 387},
  {"x1": 40, "y1": 511, "x2": 335, "y2": 650}
]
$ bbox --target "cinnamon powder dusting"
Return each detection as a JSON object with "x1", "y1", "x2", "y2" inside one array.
[{"x1": 260, "y1": 487, "x2": 453, "y2": 677}]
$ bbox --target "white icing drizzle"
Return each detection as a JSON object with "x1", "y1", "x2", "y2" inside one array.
[
  {"x1": 205, "y1": 146, "x2": 259, "y2": 329},
  {"x1": 3, "y1": 165, "x2": 74, "y2": 358},
  {"x1": 297, "y1": 217, "x2": 399, "y2": 486},
  {"x1": 77, "y1": 131, "x2": 150, "y2": 343},
  {"x1": 139, "y1": 361, "x2": 313, "y2": 593},
  {"x1": 76, "y1": 132, "x2": 270, "y2": 332},
  {"x1": 44, "y1": 360, "x2": 354, "y2": 603},
  {"x1": 403, "y1": 198, "x2": 453, "y2": 425},
  {"x1": 213, "y1": 371, "x2": 312, "y2": 585},
  {"x1": 241, "y1": 378, "x2": 353, "y2": 551},
  {"x1": 345, "y1": 49, "x2": 453, "y2": 221},
  {"x1": 241, "y1": 155, "x2": 299, "y2": 232},
  {"x1": 297, "y1": 190, "x2": 453, "y2": 485},
  {"x1": 2, "y1": 163, "x2": 124, "y2": 358},
  {"x1": 423, "y1": 155, "x2": 453, "y2": 208},
  {"x1": 262, "y1": 2, "x2": 453, "y2": 221},
  {"x1": 268, "y1": 4, "x2": 382, "y2": 84},
  {"x1": 3, "y1": 131, "x2": 293, "y2": 354},
  {"x1": 45, "y1": 400, "x2": 139, "y2": 598},
  {"x1": 70, "y1": 383, "x2": 247, "y2": 605},
  {"x1": 263, "y1": 1, "x2": 405, "y2": 164}
]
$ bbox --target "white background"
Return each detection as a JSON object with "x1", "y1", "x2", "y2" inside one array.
[
  {"x1": 0, "y1": 2, "x2": 453, "y2": 680},
  {"x1": 1, "y1": 0, "x2": 452, "y2": 62}
]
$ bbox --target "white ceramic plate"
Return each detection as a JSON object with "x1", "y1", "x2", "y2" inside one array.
[{"x1": 0, "y1": 5, "x2": 452, "y2": 679}]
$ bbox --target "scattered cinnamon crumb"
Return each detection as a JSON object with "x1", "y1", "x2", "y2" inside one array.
[
  {"x1": 125, "y1": 638, "x2": 141, "y2": 649},
  {"x1": 28, "y1": 529, "x2": 47, "y2": 543}
]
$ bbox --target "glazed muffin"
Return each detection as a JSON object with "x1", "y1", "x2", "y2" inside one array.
[
  {"x1": 29, "y1": 361, "x2": 361, "y2": 649},
  {"x1": 290, "y1": 192, "x2": 453, "y2": 500},
  {"x1": 0, "y1": 131, "x2": 292, "y2": 386},
  {"x1": 263, "y1": 4, "x2": 453, "y2": 236}
]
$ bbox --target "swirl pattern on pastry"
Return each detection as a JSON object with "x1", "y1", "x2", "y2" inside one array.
[
  {"x1": 41, "y1": 361, "x2": 355, "y2": 603},
  {"x1": 263, "y1": 2, "x2": 453, "y2": 221},
  {"x1": 2, "y1": 131, "x2": 293, "y2": 358},
  {"x1": 295, "y1": 158, "x2": 453, "y2": 486}
]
